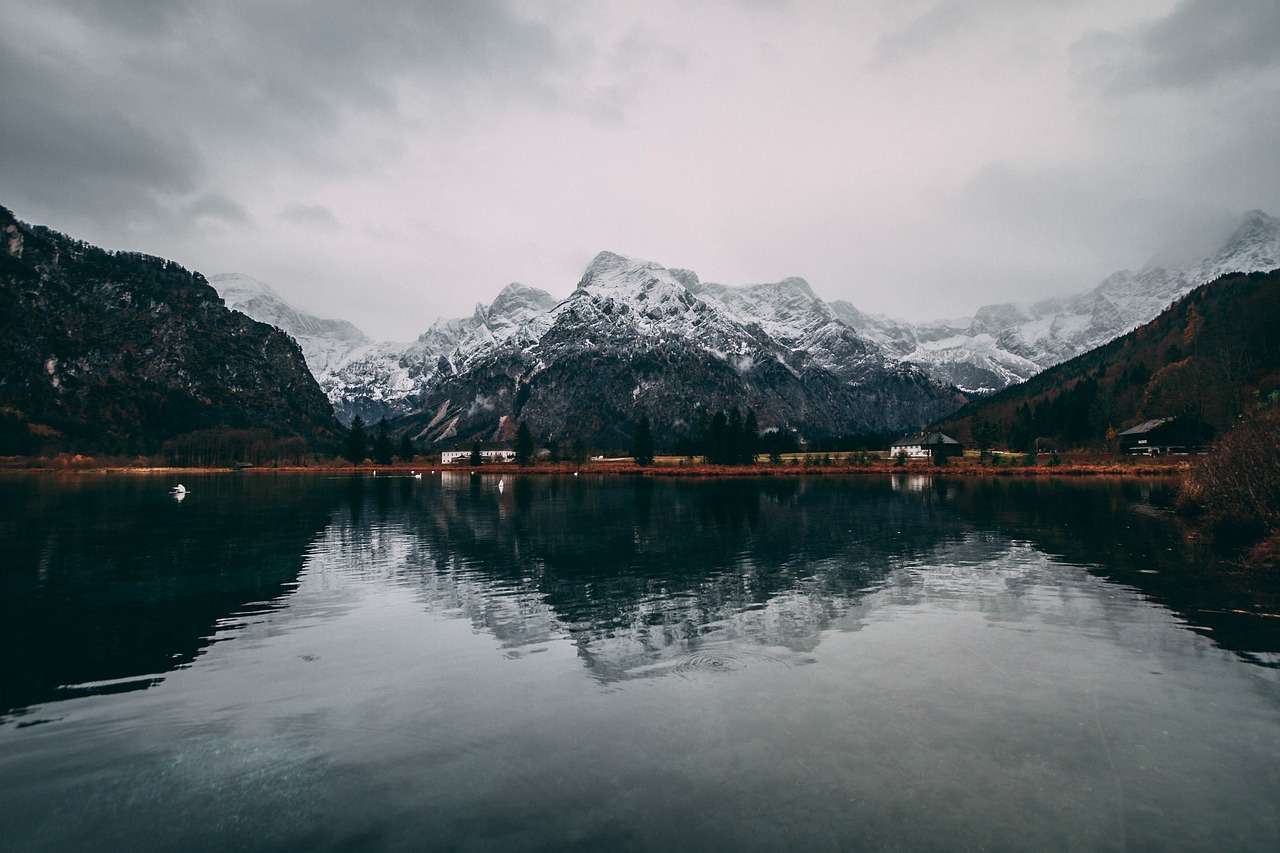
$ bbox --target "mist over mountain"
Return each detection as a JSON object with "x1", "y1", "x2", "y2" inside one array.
[
  {"x1": 936, "y1": 268, "x2": 1280, "y2": 452},
  {"x1": 835, "y1": 210, "x2": 1280, "y2": 394}
]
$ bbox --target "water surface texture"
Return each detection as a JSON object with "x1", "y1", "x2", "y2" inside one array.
[{"x1": 2, "y1": 473, "x2": 1278, "y2": 851}]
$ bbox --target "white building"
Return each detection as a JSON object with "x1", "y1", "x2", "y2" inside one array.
[
  {"x1": 889, "y1": 432, "x2": 964, "y2": 460},
  {"x1": 440, "y1": 443, "x2": 516, "y2": 464}
]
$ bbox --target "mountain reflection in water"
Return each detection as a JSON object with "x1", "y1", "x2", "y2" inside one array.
[
  {"x1": 3, "y1": 472, "x2": 1278, "y2": 720},
  {"x1": 3, "y1": 473, "x2": 1280, "y2": 852}
]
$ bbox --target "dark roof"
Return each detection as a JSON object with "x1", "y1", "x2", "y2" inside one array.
[
  {"x1": 1117, "y1": 418, "x2": 1174, "y2": 437},
  {"x1": 443, "y1": 441, "x2": 512, "y2": 452},
  {"x1": 891, "y1": 431, "x2": 961, "y2": 447}
]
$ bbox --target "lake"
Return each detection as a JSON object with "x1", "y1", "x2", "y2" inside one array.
[{"x1": 2, "y1": 472, "x2": 1278, "y2": 851}]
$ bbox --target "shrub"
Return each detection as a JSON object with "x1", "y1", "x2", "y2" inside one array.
[{"x1": 1183, "y1": 407, "x2": 1280, "y2": 543}]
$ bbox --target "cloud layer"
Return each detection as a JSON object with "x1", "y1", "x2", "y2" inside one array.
[{"x1": 2, "y1": 0, "x2": 1277, "y2": 337}]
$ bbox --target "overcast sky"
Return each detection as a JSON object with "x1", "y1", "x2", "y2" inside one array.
[{"x1": 3, "y1": 0, "x2": 1278, "y2": 339}]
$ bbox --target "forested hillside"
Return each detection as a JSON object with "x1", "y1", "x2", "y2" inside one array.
[
  {"x1": 0, "y1": 205, "x2": 340, "y2": 457},
  {"x1": 936, "y1": 269, "x2": 1280, "y2": 451}
]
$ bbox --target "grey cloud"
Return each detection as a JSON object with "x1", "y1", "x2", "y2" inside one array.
[
  {"x1": 1074, "y1": 0, "x2": 1280, "y2": 93},
  {"x1": 281, "y1": 204, "x2": 342, "y2": 230},
  {"x1": 946, "y1": 161, "x2": 1245, "y2": 278},
  {"x1": 0, "y1": 42, "x2": 199, "y2": 224},
  {"x1": 183, "y1": 193, "x2": 252, "y2": 227},
  {"x1": 870, "y1": 2, "x2": 974, "y2": 67},
  {"x1": 0, "y1": 1, "x2": 588, "y2": 227}
]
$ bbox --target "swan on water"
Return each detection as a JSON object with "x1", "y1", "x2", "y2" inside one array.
[
  {"x1": 171, "y1": 484, "x2": 186, "y2": 494},
  {"x1": 498, "y1": 478, "x2": 505, "y2": 492}
]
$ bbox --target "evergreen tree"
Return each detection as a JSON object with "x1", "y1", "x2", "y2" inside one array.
[
  {"x1": 707, "y1": 411, "x2": 729, "y2": 464},
  {"x1": 514, "y1": 422, "x2": 535, "y2": 466},
  {"x1": 470, "y1": 439, "x2": 483, "y2": 466},
  {"x1": 398, "y1": 434, "x2": 415, "y2": 462},
  {"x1": 633, "y1": 414, "x2": 655, "y2": 466},
  {"x1": 727, "y1": 408, "x2": 744, "y2": 465},
  {"x1": 971, "y1": 415, "x2": 998, "y2": 459},
  {"x1": 373, "y1": 417, "x2": 394, "y2": 466},
  {"x1": 344, "y1": 415, "x2": 368, "y2": 465},
  {"x1": 742, "y1": 409, "x2": 759, "y2": 465}
]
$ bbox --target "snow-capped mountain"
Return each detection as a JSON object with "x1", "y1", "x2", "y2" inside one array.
[
  {"x1": 215, "y1": 273, "x2": 558, "y2": 424},
  {"x1": 214, "y1": 209, "x2": 1277, "y2": 443},
  {"x1": 834, "y1": 210, "x2": 1280, "y2": 393},
  {"x1": 396, "y1": 251, "x2": 964, "y2": 447},
  {"x1": 214, "y1": 273, "x2": 371, "y2": 376}
]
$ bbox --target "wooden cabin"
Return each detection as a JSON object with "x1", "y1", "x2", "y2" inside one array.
[{"x1": 1117, "y1": 417, "x2": 1211, "y2": 455}]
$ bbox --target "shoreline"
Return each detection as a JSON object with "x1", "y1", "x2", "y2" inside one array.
[{"x1": 0, "y1": 460, "x2": 1190, "y2": 478}]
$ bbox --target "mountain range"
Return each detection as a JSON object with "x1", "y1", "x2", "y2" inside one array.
[
  {"x1": 936, "y1": 267, "x2": 1280, "y2": 451},
  {"x1": 835, "y1": 210, "x2": 1280, "y2": 393},
  {"x1": 216, "y1": 209, "x2": 1279, "y2": 447},
  {"x1": 222, "y1": 253, "x2": 965, "y2": 446}
]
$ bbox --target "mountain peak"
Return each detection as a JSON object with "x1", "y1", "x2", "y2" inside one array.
[
  {"x1": 209, "y1": 272, "x2": 280, "y2": 304},
  {"x1": 577, "y1": 251, "x2": 666, "y2": 288}
]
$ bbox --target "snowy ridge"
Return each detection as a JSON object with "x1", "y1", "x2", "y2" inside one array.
[
  {"x1": 213, "y1": 273, "x2": 370, "y2": 376},
  {"x1": 836, "y1": 209, "x2": 1280, "y2": 393},
  {"x1": 214, "y1": 209, "x2": 1277, "y2": 431},
  {"x1": 399, "y1": 251, "x2": 961, "y2": 446}
]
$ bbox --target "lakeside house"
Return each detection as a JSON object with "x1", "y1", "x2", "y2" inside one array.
[
  {"x1": 890, "y1": 431, "x2": 964, "y2": 461},
  {"x1": 1117, "y1": 417, "x2": 1212, "y2": 455},
  {"x1": 440, "y1": 441, "x2": 516, "y2": 464}
]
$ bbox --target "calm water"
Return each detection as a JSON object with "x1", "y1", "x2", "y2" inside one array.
[{"x1": 2, "y1": 472, "x2": 1279, "y2": 851}]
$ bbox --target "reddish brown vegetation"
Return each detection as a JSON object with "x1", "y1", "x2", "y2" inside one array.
[{"x1": 1182, "y1": 407, "x2": 1280, "y2": 558}]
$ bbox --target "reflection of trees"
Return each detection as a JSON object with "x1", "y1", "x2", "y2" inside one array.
[
  {"x1": 0, "y1": 475, "x2": 343, "y2": 717},
  {"x1": 941, "y1": 476, "x2": 1280, "y2": 665},
  {"x1": 376, "y1": 476, "x2": 982, "y2": 679},
  {"x1": 332, "y1": 474, "x2": 1280, "y2": 678}
]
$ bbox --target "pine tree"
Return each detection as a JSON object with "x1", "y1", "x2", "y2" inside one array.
[
  {"x1": 742, "y1": 409, "x2": 759, "y2": 465},
  {"x1": 344, "y1": 415, "x2": 368, "y2": 465},
  {"x1": 708, "y1": 411, "x2": 728, "y2": 464},
  {"x1": 727, "y1": 408, "x2": 744, "y2": 465},
  {"x1": 398, "y1": 434, "x2": 415, "y2": 462},
  {"x1": 470, "y1": 439, "x2": 483, "y2": 466},
  {"x1": 373, "y1": 417, "x2": 394, "y2": 466},
  {"x1": 633, "y1": 414, "x2": 654, "y2": 466},
  {"x1": 514, "y1": 422, "x2": 535, "y2": 466}
]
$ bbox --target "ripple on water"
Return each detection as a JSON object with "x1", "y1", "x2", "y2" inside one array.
[{"x1": 666, "y1": 647, "x2": 789, "y2": 677}]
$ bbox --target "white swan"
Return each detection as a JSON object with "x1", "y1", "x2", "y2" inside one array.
[
  {"x1": 498, "y1": 478, "x2": 505, "y2": 492},
  {"x1": 413, "y1": 472, "x2": 422, "y2": 480},
  {"x1": 171, "y1": 484, "x2": 186, "y2": 494}
]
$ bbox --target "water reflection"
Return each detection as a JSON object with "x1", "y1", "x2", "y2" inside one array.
[
  {"x1": 4, "y1": 473, "x2": 1280, "y2": 851},
  {"x1": 290, "y1": 473, "x2": 1280, "y2": 684},
  {"x1": 3, "y1": 472, "x2": 1279, "y2": 722},
  {"x1": 0, "y1": 474, "x2": 343, "y2": 716}
]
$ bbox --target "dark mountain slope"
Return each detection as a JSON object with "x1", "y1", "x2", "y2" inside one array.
[
  {"x1": 935, "y1": 269, "x2": 1280, "y2": 451},
  {"x1": 0, "y1": 206, "x2": 340, "y2": 455}
]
